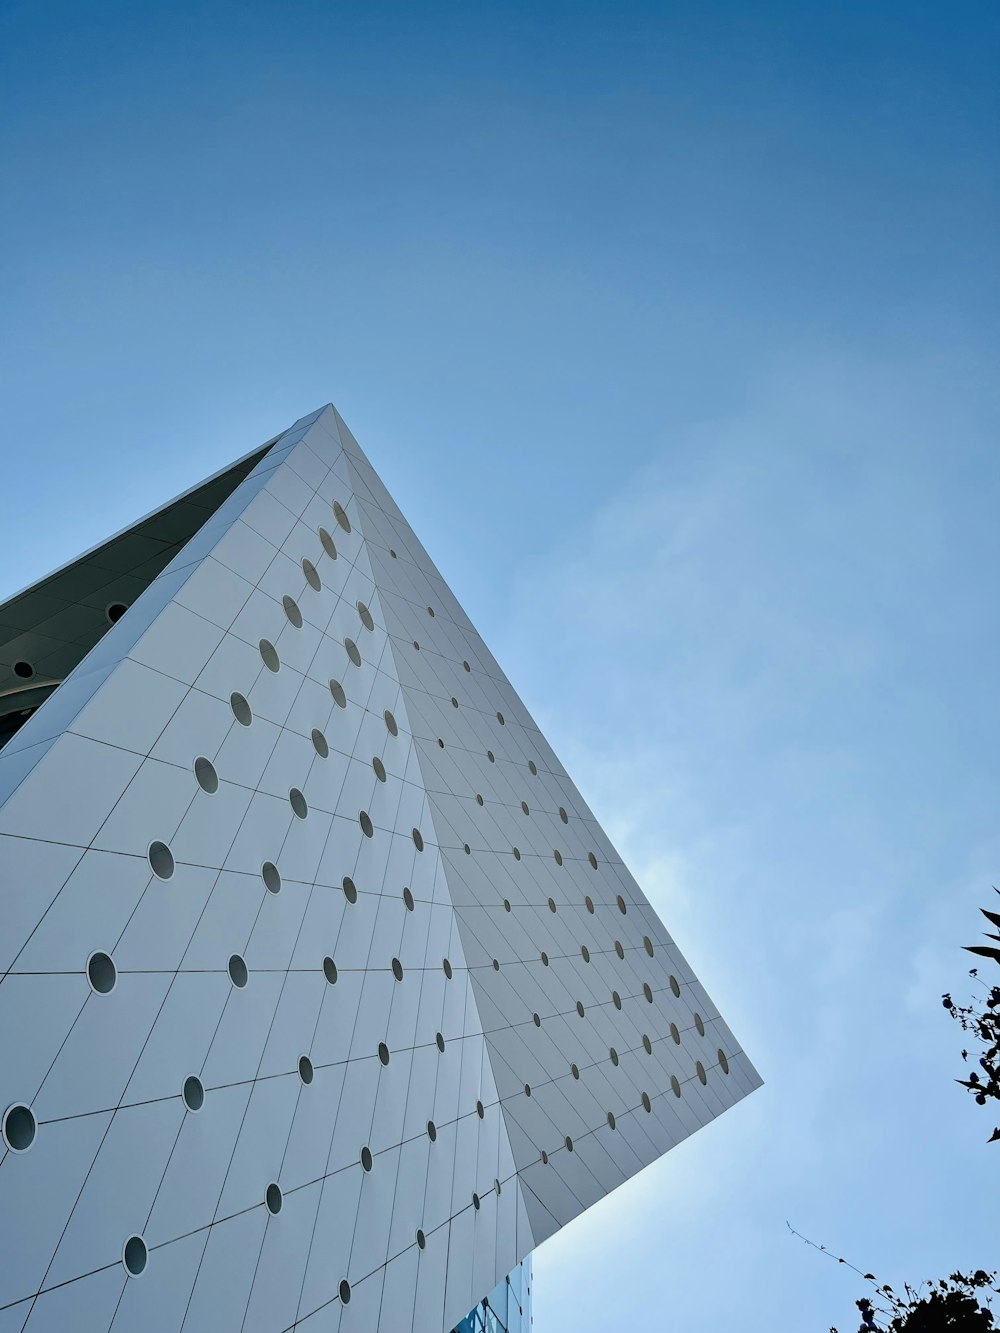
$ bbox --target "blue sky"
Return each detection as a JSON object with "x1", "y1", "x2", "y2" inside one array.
[{"x1": 2, "y1": 1, "x2": 999, "y2": 1328}]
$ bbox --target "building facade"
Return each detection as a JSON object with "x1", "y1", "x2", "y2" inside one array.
[{"x1": 0, "y1": 406, "x2": 759, "y2": 1332}]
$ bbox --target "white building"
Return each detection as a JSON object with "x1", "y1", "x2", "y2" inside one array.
[{"x1": 0, "y1": 405, "x2": 760, "y2": 1332}]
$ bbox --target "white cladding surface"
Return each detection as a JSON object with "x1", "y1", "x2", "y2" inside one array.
[{"x1": 0, "y1": 406, "x2": 761, "y2": 1332}]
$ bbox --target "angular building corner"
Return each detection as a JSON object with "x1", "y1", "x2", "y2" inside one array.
[{"x1": 0, "y1": 404, "x2": 761, "y2": 1332}]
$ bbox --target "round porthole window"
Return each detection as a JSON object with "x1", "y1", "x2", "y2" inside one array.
[
  {"x1": 359, "y1": 811, "x2": 373, "y2": 837},
  {"x1": 697, "y1": 1061, "x2": 707, "y2": 1085},
  {"x1": 476, "y1": 1100, "x2": 485, "y2": 1118},
  {"x1": 412, "y1": 827, "x2": 424, "y2": 851},
  {"x1": 615, "y1": 940, "x2": 625, "y2": 959},
  {"x1": 643, "y1": 982, "x2": 654, "y2": 1003},
  {"x1": 559, "y1": 806, "x2": 569, "y2": 824},
  {"x1": 609, "y1": 1047, "x2": 619, "y2": 1066},
  {"x1": 312, "y1": 729, "x2": 329, "y2": 758},
  {"x1": 528, "y1": 760, "x2": 538, "y2": 776},
  {"x1": 330, "y1": 679, "x2": 347, "y2": 708},
  {"x1": 357, "y1": 601, "x2": 374, "y2": 631},
  {"x1": 298, "y1": 1055, "x2": 314, "y2": 1085},
  {"x1": 607, "y1": 1111, "x2": 616, "y2": 1129},
  {"x1": 476, "y1": 793, "x2": 484, "y2": 806},
  {"x1": 106, "y1": 601, "x2": 129, "y2": 624},
  {"x1": 345, "y1": 638, "x2": 362, "y2": 667},
  {"x1": 427, "y1": 1120, "x2": 437, "y2": 1142},
  {"x1": 384, "y1": 709, "x2": 398, "y2": 736},
  {"x1": 333, "y1": 501, "x2": 351, "y2": 533},
  {"x1": 228, "y1": 954, "x2": 248, "y2": 988},
  {"x1": 612, "y1": 990, "x2": 622, "y2": 1010},
  {"x1": 576, "y1": 1000, "x2": 585, "y2": 1017},
  {"x1": 339, "y1": 1278, "x2": 352, "y2": 1304},
  {"x1": 259, "y1": 639, "x2": 280, "y2": 672},
  {"x1": 695, "y1": 1013, "x2": 706, "y2": 1036},
  {"x1": 718, "y1": 1048, "x2": 730, "y2": 1074},
  {"x1": 435, "y1": 1032, "x2": 445, "y2": 1052},
  {"x1": 644, "y1": 935, "x2": 655, "y2": 956},
  {"x1": 195, "y1": 756, "x2": 219, "y2": 793},
  {"x1": 262, "y1": 861, "x2": 281, "y2": 894},
  {"x1": 378, "y1": 1042, "x2": 390, "y2": 1066},
  {"x1": 343, "y1": 877, "x2": 358, "y2": 904},
  {"x1": 585, "y1": 895, "x2": 594, "y2": 914},
  {"x1": 122, "y1": 1235, "x2": 147, "y2": 1277},
  {"x1": 230, "y1": 692, "x2": 252, "y2": 726},
  {"x1": 323, "y1": 956, "x2": 338, "y2": 984},
  {"x1": 303, "y1": 558, "x2": 321, "y2": 591},
  {"x1": 570, "y1": 1063, "x2": 579, "y2": 1080},
  {"x1": 403, "y1": 887, "x2": 414, "y2": 911},
  {"x1": 265, "y1": 1183, "x2": 282, "y2": 1214},
  {"x1": 670, "y1": 1022, "x2": 681, "y2": 1044},
  {"x1": 463, "y1": 660, "x2": 471, "y2": 672},
  {"x1": 87, "y1": 951, "x2": 116, "y2": 994},
  {"x1": 503, "y1": 898, "x2": 511, "y2": 912},
  {"x1": 372, "y1": 756, "x2": 386, "y2": 782},
  {"x1": 148, "y1": 841, "x2": 174, "y2": 880},
  {"x1": 289, "y1": 788, "x2": 308, "y2": 819},
  {"x1": 12, "y1": 660, "x2": 34, "y2": 679},
  {"x1": 641, "y1": 1091, "x2": 652, "y2": 1112},
  {"x1": 589, "y1": 852, "x2": 599, "y2": 869},
  {"x1": 581, "y1": 945, "x2": 590, "y2": 962},
  {"x1": 643, "y1": 1033, "x2": 653, "y2": 1054},
  {"x1": 319, "y1": 527, "x2": 337, "y2": 559},
  {"x1": 361, "y1": 1146, "x2": 373, "y2": 1172},
  {"x1": 671, "y1": 1074, "x2": 682, "y2": 1097},
  {"x1": 564, "y1": 1136, "x2": 574, "y2": 1153},
  {"x1": 443, "y1": 958, "x2": 452, "y2": 978},
  {"x1": 670, "y1": 975, "x2": 681, "y2": 997},
  {"x1": 182, "y1": 1075, "x2": 205, "y2": 1112},
  {"x1": 282, "y1": 595, "x2": 302, "y2": 628},
  {"x1": 416, "y1": 1229, "x2": 426, "y2": 1250},
  {"x1": 2, "y1": 1103, "x2": 36, "y2": 1152},
  {"x1": 391, "y1": 958, "x2": 403, "y2": 981}
]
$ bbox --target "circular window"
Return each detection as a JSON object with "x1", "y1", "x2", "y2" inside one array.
[
  {"x1": 12, "y1": 661, "x2": 33, "y2": 680},
  {"x1": 559, "y1": 806, "x2": 569, "y2": 824},
  {"x1": 495, "y1": 711, "x2": 505, "y2": 726},
  {"x1": 532, "y1": 1012, "x2": 541, "y2": 1027},
  {"x1": 643, "y1": 982, "x2": 653, "y2": 1003},
  {"x1": 607, "y1": 1111, "x2": 616, "y2": 1129},
  {"x1": 642, "y1": 1091, "x2": 652, "y2": 1112},
  {"x1": 361, "y1": 1145, "x2": 373, "y2": 1172},
  {"x1": 289, "y1": 788, "x2": 308, "y2": 819},
  {"x1": 106, "y1": 601, "x2": 129, "y2": 624},
  {"x1": 475, "y1": 793, "x2": 484, "y2": 806},
  {"x1": 298, "y1": 1055, "x2": 314, "y2": 1085},
  {"x1": 589, "y1": 852, "x2": 599, "y2": 870},
  {"x1": 303, "y1": 558, "x2": 321, "y2": 591},
  {"x1": 343, "y1": 877, "x2": 358, "y2": 904},
  {"x1": 450, "y1": 696, "x2": 459, "y2": 709},
  {"x1": 696, "y1": 1061, "x2": 707, "y2": 1085},
  {"x1": 333, "y1": 501, "x2": 351, "y2": 533},
  {"x1": 610, "y1": 1046, "x2": 619, "y2": 1066},
  {"x1": 541, "y1": 1150, "x2": 549, "y2": 1165},
  {"x1": 413, "y1": 641, "x2": 420, "y2": 651},
  {"x1": 412, "y1": 827, "x2": 423, "y2": 850},
  {"x1": 148, "y1": 841, "x2": 174, "y2": 880},
  {"x1": 230, "y1": 692, "x2": 252, "y2": 726},
  {"x1": 576, "y1": 1000, "x2": 585, "y2": 1017},
  {"x1": 378, "y1": 1042, "x2": 390, "y2": 1066},
  {"x1": 547, "y1": 898, "x2": 556, "y2": 913},
  {"x1": 195, "y1": 756, "x2": 219, "y2": 793},
  {"x1": 2, "y1": 1103, "x2": 36, "y2": 1152},
  {"x1": 372, "y1": 756, "x2": 386, "y2": 783},
  {"x1": 262, "y1": 861, "x2": 281, "y2": 894},
  {"x1": 553, "y1": 849, "x2": 563, "y2": 866},
  {"x1": 512, "y1": 847, "x2": 521, "y2": 861},
  {"x1": 519, "y1": 801, "x2": 529, "y2": 816},
  {"x1": 614, "y1": 940, "x2": 624, "y2": 959},
  {"x1": 389, "y1": 548, "x2": 397, "y2": 558},
  {"x1": 259, "y1": 638, "x2": 280, "y2": 672},
  {"x1": 319, "y1": 527, "x2": 337, "y2": 559},
  {"x1": 265, "y1": 1183, "x2": 282, "y2": 1214},
  {"x1": 359, "y1": 810, "x2": 373, "y2": 837},
  {"x1": 495, "y1": 1177, "x2": 501, "y2": 1195},
  {"x1": 463, "y1": 843, "x2": 471, "y2": 855},
  {"x1": 472, "y1": 1192, "x2": 481, "y2": 1210},
  {"x1": 570, "y1": 1063, "x2": 580, "y2": 1080},
  {"x1": 476, "y1": 1100, "x2": 485, "y2": 1119},
  {"x1": 357, "y1": 601, "x2": 374, "y2": 631},
  {"x1": 180, "y1": 1074, "x2": 205, "y2": 1113},
  {"x1": 427, "y1": 1120, "x2": 437, "y2": 1142},
  {"x1": 584, "y1": 895, "x2": 594, "y2": 914},
  {"x1": 643, "y1": 1033, "x2": 653, "y2": 1054},
  {"x1": 718, "y1": 1048, "x2": 730, "y2": 1074},
  {"x1": 384, "y1": 710, "x2": 398, "y2": 736},
  {"x1": 323, "y1": 956, "x2": 338, "y2": 984},
  {"x1": 540, "y1": 951, "x2": 549, "y2": 966},
  {"x1": 87, "y1": 951, "x2": 116, "y2": 994},
  {"x1": 282, "y1": 595, "x2": 302, "y2": 628},
  {"x1": 345, "y1": 638, "x2": 362, "y2": 667},
  {"x1": 330, "y1": 679, "x2": 347, "y2": 708},
  {"x1": 391, "y1": 958, "x2": 403, "y2": 981},
  {"x1": 437, "y1": 739, "x2": 445, "y2": 749},
  {"x1": 435, "y1": 1032, "x2": 445, "y2": 1053},
  {"x1": 311, "y1": 729, "x2": 329, "y2": 758},
  {"x1": 339, "y1": 1278, "x2": 352, "y2": 1305},
  {"x1": 416, "y1": 1229, "x2": 426, "y2": 1249},
  {"x1": 670, "y1": 1022, "x2": 681, "y2": 1044},
  {"x1": 426, "y1": 606, "x2": 435, "y2": 618},
  {"x1": 528, "y1": 760, "x2": 538, "y2": 776},
  {"x1": 487, "y1": 750, "x2": 495, "y2": 763},
  {"x1": 644, "y1": 935, "x2": 654, "y2": 957},
  {"x1": 612, "y1": 990, "x2": 622, "y2": 1009},
  {"x1": 463, "y1": 660, "x2": 471, "y2": 672},
  {"x1": 581, "y1": 945, "x2": 590, "y2": 962},
  {"x1": 616, "y1": 894, "x2": 626, "y2": 913},
  {"x1": 403, "y1": 887, "x2": 414, "y2": 911},
  {"x1": 695, "y1": 1013, "x2": 706, "y2": 1037},
  {"x1": 443, "y1": 959, "x2": 452, "y2": 979},
  {"x1": 565, "y1": 1136, "x2": 574, "y2": 1153},
  {"x1": 228, "y1": 954, "x2": 248, "y2": 988},
  {"x1": 492, "y1": 958, "x2": 500, "y2": 972},
  {"x1": 503, "y1": 898, "x2": 511, "y2": 913},
  {"x1": 670, "y1": 975, "x2": 681, "y2": 997},
  {"x1": 671, "y1": 1074, "x2": 682, "y2": 1097},
  {"x1": 123, "y1": 1235, "x2": 147, "y2": 1277}
]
